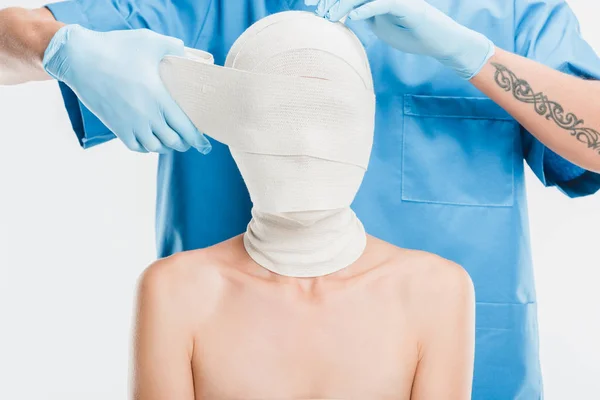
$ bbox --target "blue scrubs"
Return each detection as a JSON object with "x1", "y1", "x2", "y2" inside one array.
[{"x1": 46, "y1": 0, "x2": 600, "y2": 398}]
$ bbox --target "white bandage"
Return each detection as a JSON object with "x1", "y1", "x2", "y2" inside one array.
[{"x1": 160, "y1": 11, "x2": 375, "y2": 277}]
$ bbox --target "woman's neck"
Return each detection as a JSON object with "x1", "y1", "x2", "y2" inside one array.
[{"x1": 243, "y1": 207, "x2": 367, "y2": 278}]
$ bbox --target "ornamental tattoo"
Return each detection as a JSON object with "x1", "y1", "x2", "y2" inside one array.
[{"x1": 491, "y1": 62, "x2": 600, "y2": 155}]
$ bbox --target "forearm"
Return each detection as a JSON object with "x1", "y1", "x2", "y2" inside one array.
[
  {"x1": 0, "y1": 7, "x2": 63, "y2": 85},
  {"x1": 471, "y1": 47, "x2": 600, "y2": 173}
]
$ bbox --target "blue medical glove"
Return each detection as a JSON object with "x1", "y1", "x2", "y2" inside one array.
[
  {"x1": 307, "y1": 0, "x2": 495, "y2": 80},
  {"x1": 43, "y1": 25, "x2": 212, "y2": 154}
]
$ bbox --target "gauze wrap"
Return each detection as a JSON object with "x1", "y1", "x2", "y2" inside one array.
[{"x1": 159, "y1": 11, "x2": 375, "y2": 277}]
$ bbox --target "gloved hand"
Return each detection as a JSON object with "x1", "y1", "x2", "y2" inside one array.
[
  {"x1": 43, "y1": 25, "x2": 211, "y2": 154},
  {"x1": 306, "y1": 0, "x2": 495, "y2": 80}
]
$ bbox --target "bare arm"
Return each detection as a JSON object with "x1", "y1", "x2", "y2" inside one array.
[
  {"x1": 132, "y1": 260, "x2": 196, "y2": 400},
  {"x1": 0, "y1": 7, "x2": 63, "y2": 85},
  {"x1": 410, "y1": 262, "x2": 475, "y2": 400},
  {"x1": 472, "y1": 47, "x2": 600, "y2": 173}
]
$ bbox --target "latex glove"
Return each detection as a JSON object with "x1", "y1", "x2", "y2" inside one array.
[
  {"x1": 43, "y1": 25, "x2": 211, "y2": 154},
  {"x1": 307, "y1": 0, "x2": 495, "y2": 80}
]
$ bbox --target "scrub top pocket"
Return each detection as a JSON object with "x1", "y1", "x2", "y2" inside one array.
[{"x1": 402, "y1": 95, "x2": 518, "y2": 207}]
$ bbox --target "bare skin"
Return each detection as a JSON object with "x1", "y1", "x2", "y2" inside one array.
[
  {"x1": 471, "y1": 48, "x2": 600, "y2": 173},
  {"x1": 0, "y1": 7, "x2": 61, "y2": 84},
  {"x1": 132, "y1": 235, "x2": 475, "y2": 400}
]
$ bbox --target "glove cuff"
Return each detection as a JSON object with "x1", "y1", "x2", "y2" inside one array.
[
  {"x1": 440, "y1": 28, "x2": 496, "y2": 80},
  {"x1": 463, "y1": 35, "x2": 496, "y2": 80},
  {"x1": 42, "y1": 24, "x2": 82, "y2": 81}
]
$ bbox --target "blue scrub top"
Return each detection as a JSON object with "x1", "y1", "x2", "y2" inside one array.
[{"x1": 46, "y1": 0, "x2": 600, "y2": 398}]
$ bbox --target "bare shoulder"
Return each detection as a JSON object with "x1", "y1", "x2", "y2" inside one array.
[
  {"x1": 141, "y1": 249, "x2": 217, "y2": 290},
  {"x1": 401, "y1": 250, "x2": 475, "y2": 330},
  {"x1": 369, "y1": 237, "x2": 474, "y2": 305},
  {"x1": 136, "y1": 244, "x2": 230, "y2": 320},
  {"x1": 406, "y1": 250, "x2": 474, "y2": 299},
  {"x1": 373, "y1": 242, "x2": 476, "y2": 345}
]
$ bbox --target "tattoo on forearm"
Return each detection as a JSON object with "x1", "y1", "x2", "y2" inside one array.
[{"x1": 491, "y1": 62, "x2": 600, "y2": 155}]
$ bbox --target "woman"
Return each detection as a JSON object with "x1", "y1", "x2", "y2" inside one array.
[{"x1": 132, "y1": 11, "x2": 475, "y2": 400}]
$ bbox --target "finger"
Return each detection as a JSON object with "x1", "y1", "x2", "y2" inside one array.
[
  {"x1": 161, "y1": 94, "x2": 212, "y2": 154},
  {"x1": 143, "y1": 29, "x2": 186, "y2": 57},
  {"x1": 327, "y1": 0, "x2": 370, "y2": 21},
  {"x1": 151, "y1": 122, "x2": 190, "y2": 152},
  {"x1": 316, "y1": 0, "x2": 339, "y2": 17},
  {"x1": 135, "y1": 128, "x2": 169, "y2": 154},
  {"x1": 162, "y1": 36, "x2": 185, "y2": 57},
  {"x1": 118, "y1": 132, "x2": 148, "y2": 153},
  {"x1": 348, "y1": 0, "x2": 394, "y2": 20}
]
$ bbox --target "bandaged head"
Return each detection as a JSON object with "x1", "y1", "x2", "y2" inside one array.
[{"x1": 160, "y1": 11, "x2": 375, "y2": 277}]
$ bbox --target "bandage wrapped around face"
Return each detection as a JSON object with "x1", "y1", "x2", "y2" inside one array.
[
  {"x1": 159, "y1": 11, "x2": 375, "y2": 213},
  {"x1": 159, "y1": 11, "x2": 375, "y2": 277}
]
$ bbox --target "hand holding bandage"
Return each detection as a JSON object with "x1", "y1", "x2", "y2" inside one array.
[
  {"x1": 43, "y1": 26, "x2": 211, "y2": 153},
  {"x1": 308, "y1": 0, "x2": 495, "y2": 80}
]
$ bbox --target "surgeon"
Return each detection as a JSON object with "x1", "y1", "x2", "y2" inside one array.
[{"x1": 1, "y1": 0, "x2": 599, "y2": 398}]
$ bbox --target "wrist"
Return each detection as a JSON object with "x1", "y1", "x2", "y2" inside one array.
[
  {"x1": 42, "y1": 24, "x2": 82, "y2": 81},
  {"x1": 1, "y1": 7, "x2": 63, "y2": 64},
  {"x1": 465, "y1": 33, "x2": 496, "y2": 80},
  {"x1": 466, "y1": 40, "x2": 496, "y2": 81},
  {"x1": 30, "y1": 8, "x2": 64, "y2": 63},
  {"x1": 441, "y1": 27, "x2": 495, "y2": 80}
]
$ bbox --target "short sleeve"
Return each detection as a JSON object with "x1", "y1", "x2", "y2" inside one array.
[
  {"x1": 45, "y1": 0, "x2": 211, "y2": 148},
  {"x1": 515, "y1": 0, "x2": 600, "y2": 198}
]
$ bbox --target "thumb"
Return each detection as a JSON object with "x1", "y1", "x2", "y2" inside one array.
[{"x1": 161, "y1": 36, "x2": 185, "y2": 57}]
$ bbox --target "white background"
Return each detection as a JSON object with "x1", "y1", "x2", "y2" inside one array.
[{"x1": 0, "y1": 1, "x2": 599, "y2": 399}]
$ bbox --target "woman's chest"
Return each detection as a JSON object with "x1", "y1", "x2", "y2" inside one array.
[{"x1": 192, "y1": 296, "x2": 418, "y2": 399}]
